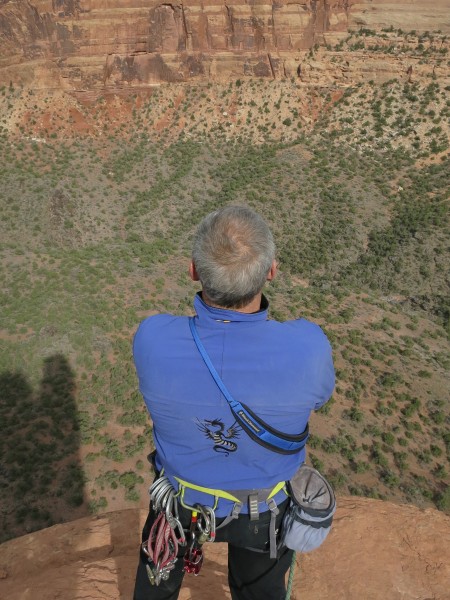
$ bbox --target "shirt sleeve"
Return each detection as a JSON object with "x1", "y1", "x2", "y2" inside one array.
[
  {"x1": 313, "y1": 335, "x2": 335, "y2": 411},
  {"x1": 132, "y1": 318, "x2": 153, "y2": 410}
]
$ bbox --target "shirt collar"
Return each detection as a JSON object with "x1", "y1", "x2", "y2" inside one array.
[{"x1": 193, "y1": 292, "x2": 269, "y2": 323}]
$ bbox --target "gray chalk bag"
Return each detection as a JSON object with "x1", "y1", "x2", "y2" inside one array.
[{"x1": 280, "y1": 464, "x2": 336, "y2": 553}]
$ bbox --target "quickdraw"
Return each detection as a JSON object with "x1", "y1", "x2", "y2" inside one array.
[
  {"x1": 142, "y1": 477, "x2": 217, "y2": 584},
  {"x1": 142, "y1": 476, "x2": 186, "y2": 585}
]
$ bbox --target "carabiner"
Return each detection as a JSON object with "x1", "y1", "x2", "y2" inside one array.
[{"x1": 194, "y1": 503, "x2": 216, "y2": 542}]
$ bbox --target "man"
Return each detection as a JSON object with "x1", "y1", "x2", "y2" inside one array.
[{"x1": 133, "y1": 205, "x2": 334, "y2": 599}]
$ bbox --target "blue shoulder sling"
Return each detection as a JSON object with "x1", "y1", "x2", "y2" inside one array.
[{"x1": 189, "y1": 317, "x2": 309, "y2": 455}]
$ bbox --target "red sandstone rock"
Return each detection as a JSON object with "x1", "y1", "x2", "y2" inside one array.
[
  {"x1": 1, "y1": 0, "x2": 449, "y2": 89},
  {"x1": 0, "y1": 497, "x2": 449, "y2": 599}
]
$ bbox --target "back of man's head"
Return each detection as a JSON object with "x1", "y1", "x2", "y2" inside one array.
[{"x1": 192, "y1": 205, "x2": 275, "y2": 309}]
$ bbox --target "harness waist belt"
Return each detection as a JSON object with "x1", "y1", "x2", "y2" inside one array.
[{"x1": 174, "y1": 476, "x2": 286, "y2": 505}]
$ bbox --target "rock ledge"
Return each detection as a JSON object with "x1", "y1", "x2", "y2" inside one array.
[{"x1": 0, "y1": 497, "x2": 449, "y2": 599}]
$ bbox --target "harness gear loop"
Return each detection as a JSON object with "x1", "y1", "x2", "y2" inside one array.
[{"x1": 178, "y1": 483, "x2": 219, "y2": 512}]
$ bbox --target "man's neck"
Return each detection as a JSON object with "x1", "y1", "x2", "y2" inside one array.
[{"x1": 201, "y1": 292, "x2": 263, "y2": 314}]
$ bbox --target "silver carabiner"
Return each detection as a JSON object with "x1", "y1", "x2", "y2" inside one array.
[
  {"x1": 152, "y1": 478, "x2": 173, "y2": 509},
  {"x1": 159, "y1": 486, "x2": 174, "y2": 511},
  {"x1": 202, "y1": 505, "x2": 216, "y2": 541},
  {"x1": 194, "y1": 503, "x2": 216, "y2": 543},
  {"x1": 149, "y1": 477, "x2": 167, "y2": 505},
  {"x1": 165, "y1": 494, "x2": 186, "y2": 544}
]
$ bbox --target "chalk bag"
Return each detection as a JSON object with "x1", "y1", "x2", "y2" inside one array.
[{"x1": 281, "y1": 464, "x2": 336, "y2": 553}]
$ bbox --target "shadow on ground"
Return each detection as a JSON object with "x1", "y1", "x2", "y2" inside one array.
[{"x1": 0, "y1": 354, "x2": 88, "y2": 544}]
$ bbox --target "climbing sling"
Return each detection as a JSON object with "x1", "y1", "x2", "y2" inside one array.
[
  {"x1": 189, "y1": 317, "x2": 309, "y2": 454},
  {"x1": 189, "y1": 317, "x2": 336, "y2": 554}
]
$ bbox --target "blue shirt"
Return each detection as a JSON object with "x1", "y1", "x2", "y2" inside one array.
[{"x1": 133, "y1": 293, "x2": 335, "y2": 516}]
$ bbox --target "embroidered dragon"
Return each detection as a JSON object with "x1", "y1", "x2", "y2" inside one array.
[{"x1": 195, "y1": 418, "x2": 242, "y2": 455}]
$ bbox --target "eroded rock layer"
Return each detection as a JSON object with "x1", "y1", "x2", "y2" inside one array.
[
  {"x1": 0, "y1": 499, "x2": 449, "y2": 599},
  {"x1": 0, "y1": 0, "x2": 449, "y2": 88}
]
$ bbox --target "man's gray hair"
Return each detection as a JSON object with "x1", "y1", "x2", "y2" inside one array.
[{"x1": 192, "y1": 205, "x2": 275, "y2": 308}]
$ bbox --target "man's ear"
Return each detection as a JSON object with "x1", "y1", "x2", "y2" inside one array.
[
  {"x1": 189, "y1": 260, "x2": 200, "y2": 281},
  {"x1": 266, "y1": 259, "x2": 277, "y2": 281}
]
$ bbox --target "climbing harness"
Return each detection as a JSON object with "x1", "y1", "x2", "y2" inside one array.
[
  {"x1": 142, "y1": 473, "x2": 288, "y2": 585},
  {"x1": 174, "y1": 475, "x2": 286, "y2": 558},
  {"x1": 189, "y1": 317, "x2": 309, "y2": 454}
]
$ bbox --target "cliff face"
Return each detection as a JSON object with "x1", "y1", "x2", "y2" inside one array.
[
  {"x1": 0, "y1": 498, "x2": 449, "y2": 599},
  {"x1": 0, "y1": 0, "x2": 449, "y2": 88},
  {"x1": 0, "y1": 0, "x2": 349, "y2": 86}
]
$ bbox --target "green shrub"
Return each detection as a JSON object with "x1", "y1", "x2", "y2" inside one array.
[
  {"x1": 435, "y1": 487, "x2": 450, "y2": 512},
  {"x1": 309, "y1": 454, "x2": 324, "y2": 471}
]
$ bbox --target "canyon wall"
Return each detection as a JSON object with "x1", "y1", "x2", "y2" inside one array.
[{"x1": 0, "y1": 0, "x2": 449, "y2": 89}]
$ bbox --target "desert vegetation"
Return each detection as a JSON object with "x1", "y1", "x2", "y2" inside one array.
[{"x1": 0, "y1": 35, "x2": 449, "y2": 542}]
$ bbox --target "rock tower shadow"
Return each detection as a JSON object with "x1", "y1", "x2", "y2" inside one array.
[{"x1": 0, "y1": 354, "x2": 88, "y2": 549}]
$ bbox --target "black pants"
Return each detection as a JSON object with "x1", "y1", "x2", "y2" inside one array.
[{"x1": 133, "y1": 497, "x2": 293, "y2": 600}]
